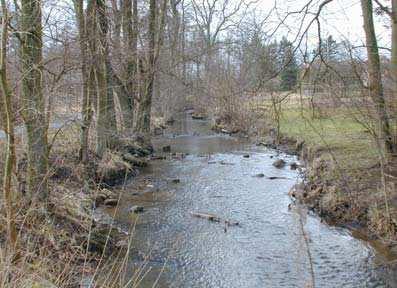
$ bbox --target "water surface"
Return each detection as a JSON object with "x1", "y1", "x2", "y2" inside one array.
[{"x1": 103, "y1": 113, "x2": 388, "y2": 287}]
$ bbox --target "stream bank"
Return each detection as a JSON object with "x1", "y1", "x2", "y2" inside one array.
[
  {"x1": 12, "y1": 111, "x2": 395, "y2": 287},
  {"x1": 261, "y1": 135, "x2": 397, "y2": 242},
  {"x1": 215, "y1": 108, "x2": 397, "y2": 253},
  {"x1": 0, "y1": 126, "x2": 157, "y2": 287},
  {"x1": 257, "y1": 133, "x2": 397, "y2": 285},
  {"x1": 96, "y1": 112, "x2": 391, "y2": 287}
]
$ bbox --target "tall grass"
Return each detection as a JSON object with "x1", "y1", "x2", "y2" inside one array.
[{"x1": 0, "y1": 123, "x2": 159, "y2": 287}]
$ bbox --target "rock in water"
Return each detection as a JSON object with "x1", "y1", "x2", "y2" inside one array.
[
  {"x1": 117, "y1": 136, "x2": 153, "y2": 156},
  {"x1": 191, "y1": 113, "x2": 206, "y2": 120},
  {"x1": 254, "y1": 173, "x2": 265, "y2": 178},
  {"x1": 243, "y1": 154, "x2": 250, "y2": 158},
  {"x1": 162, "y1": 145, "x2": 171, "y2": 153},
  {"x1": 129, "y1": 205, "x2": 144, "y2": 214},
  {"x1": 272, "y1": 159, "x2": 286, "y2": 168},
  {"x1": 290, "y1": 162, "x2": 298, "y2": 170},
  {"x1": 151, "y1": 155, "x2": 166, "y2": 160},
  {"x1": 104, "y1": 198, "x2": 119, "y2": 206},
  {"x1": 96, "y1": 151, "x2": 133, "y2": 186},
  {"x1": 166, "y1": 116, "x2": 175, "y2": 125},
  {"x1": 288, "y1": 183, "x2": 306, "y2": 200},
  {"x1": 225, "y1": 220, "x2": 239, "y2": 226},
  {"x1": 153, "y1": 127, "x2": 163, "y2": 136},
  {"x1": 122, "y1": 153, "x2": 148, "y2": 167}
]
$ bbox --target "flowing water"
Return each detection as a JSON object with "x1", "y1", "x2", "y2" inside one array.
[{"x1": 102, "y1": 113, "x2": 393, "y2": 287}]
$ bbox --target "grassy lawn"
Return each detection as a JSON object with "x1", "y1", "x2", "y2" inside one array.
[{"x1": 280, "y1": 107, "x2": 380, "y2": 171}]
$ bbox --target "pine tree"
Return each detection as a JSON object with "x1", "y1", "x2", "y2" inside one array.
[{"x1": 279, "y1": 37, "x2": 298, "y2": 91}]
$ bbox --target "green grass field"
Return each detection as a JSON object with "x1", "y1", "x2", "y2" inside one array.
[{"x1": 280, "y1": 107, "x2": 380, "y2": 170}]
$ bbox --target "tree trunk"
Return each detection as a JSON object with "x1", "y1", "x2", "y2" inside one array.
[
  {"x1": 0, "y1": 0, "x2": 17, "y2": 251},
  {"x1": 118, "y1": 0, "x2": 138, "y2": 131},
  {"x1": 95, "y1": 0, "x2": 118, "y2": 156},
  {"x1": 181, "y1": 0, "x2": 186, "y2": 82},
  {"x1": 73, "y1": 0, "x2": 93, "y2": 164},
  {"x1": 361, "y1": 0, "x2": 396, "y2": 159},
  {"x1": 170, "y1": 0, "x2": 180, "y2": 66},
  {"x1": 135, "y1": 0, "x2": 157, "y2": 133},
  {"x1": 391, "y1": 0, "x2": 397, "y2": 154},
  {"x1": 0, "y1": 94, "x2": 6, "y2": 132},
  {"x1": 20, "y1": 0, "x2": 49, "y2": 200},
  {"x1": 110, "y1": 0, "x2": 122, "y2": 53}
]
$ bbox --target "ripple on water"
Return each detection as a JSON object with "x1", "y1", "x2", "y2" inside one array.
[{"x1": 103, "y1": 115, "x2": 387, "y2": 288}]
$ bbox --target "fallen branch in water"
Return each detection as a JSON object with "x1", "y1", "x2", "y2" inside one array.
[
  {"x1": 191, "y1": 212, "x2": 221, "y2": 222},
  {"x1": 267, "y1": 176, "x2": 292, "y2": 180},
  {"x1": 219, "y1": 161, "x2": 235, "y2": 166},
  {"x1": 253, "y1": 174, "x2": 292, "y2": 180},
  {"x1": 191, "y1": 212, "x2": 239, "y2": 226}
]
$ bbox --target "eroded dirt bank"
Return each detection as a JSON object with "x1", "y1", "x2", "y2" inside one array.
[{"x1": 257, "y1": 134, "x2": 397, "y2": 281}]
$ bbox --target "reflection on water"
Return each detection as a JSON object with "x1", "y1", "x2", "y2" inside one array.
[{"x1": 103, "y1": 113, "x2": 390, "y2": 287}]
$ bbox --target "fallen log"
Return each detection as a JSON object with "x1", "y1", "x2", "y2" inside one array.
[
  {"x1": 219, "y1": 161, "x2": 235, "y2": 166},
  {"x1": 267, "y1": 176, "x2": 292, "y2": 180},
  {"x1": 191, "y1": 212, "x2": 239, "y2": 226},
  {"x1": 191, "y1": 212, "x2": 221, "y2": 222},
  {"x1": 252, "y1": 174, "x2": 292, "y2": 180}
]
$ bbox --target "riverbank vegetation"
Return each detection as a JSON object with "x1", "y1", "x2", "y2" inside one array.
[
  {"x1": 280, "y1": 107, "x2": 391, "y2": 236},
  {"x1": 1, "y1": 0, "x2": 397, "y2": 286}
]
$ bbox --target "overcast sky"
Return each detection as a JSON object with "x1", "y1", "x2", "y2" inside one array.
[
  {"x1": 40, "y1": 0, "x2": 392, "y2": 59},
  {"x1": 254, "y1": 0, "x2": 391, "y2": 51}
]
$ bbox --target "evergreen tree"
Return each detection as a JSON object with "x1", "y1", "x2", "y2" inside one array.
[
  {"x1": 279, "y1": 37, "x2": 298, "y2": 91},
  {"x1": 315, "y1": 35, "x2": 339, "y2": 62}
]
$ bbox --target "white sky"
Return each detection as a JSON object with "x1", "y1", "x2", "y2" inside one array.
[
  {"x1": 255, "y1": 0, "x2": 391, "y2": 52},
  {"x1": 39, "y1": 0, "x2": 392, "y2": 58}
]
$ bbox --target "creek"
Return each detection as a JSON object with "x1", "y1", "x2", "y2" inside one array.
[{"x1": 101, "y1": 113, "x2": 389, "y2": 287}]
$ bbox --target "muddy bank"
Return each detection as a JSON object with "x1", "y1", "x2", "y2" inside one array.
[
  {"x1": 258, "y1": 134, "x2": 397, "y2": 257},
  {"x1": 254, "y1": 133, "x2": 397, "y2": 285}
]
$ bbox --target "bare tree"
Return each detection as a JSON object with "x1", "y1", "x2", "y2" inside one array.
[
  {"x1": 118, "y1": 0, "x2": 138, "y2": 131},
  {"x1": 96, "y1": 0, "x2": 118, "y2": 156},
  {"x1": 20, "y1": 0, "x2": 49, "y2": 200},
  {"x1": 361, "y1": 0, "x2": 396, "y2": 160},
  {"x1": 0, "y1": 0, "x2": 17, "y2": 251},
  {"x1": 73, "y1": 0, "x2": 93, "y2": 163},
  {"x1": 390, "y1": 0, "x2": 397, "y2": 156},
  {"x1": 191, "y1": 0, "x2": 246, "y2": 71},
  {"x1": 135, "y1": 0, "x2": 167, "y2": 133}
]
